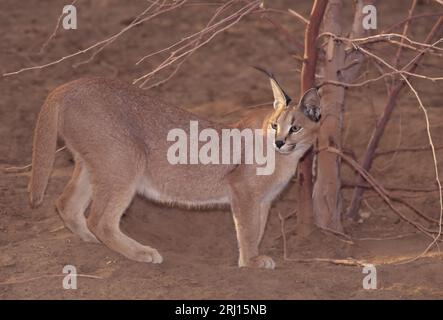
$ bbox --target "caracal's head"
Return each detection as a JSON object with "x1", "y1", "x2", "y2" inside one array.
[{"x1": 256, "y1": 67, "x2": 322, "y2": 154}]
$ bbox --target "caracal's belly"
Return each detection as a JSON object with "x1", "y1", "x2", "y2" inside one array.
[{"x1": 137, "y1": 166, "x2": 231, "y2": 207}]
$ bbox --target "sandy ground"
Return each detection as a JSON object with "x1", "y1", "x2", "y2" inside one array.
[{"x1": 0, "y1": 0, "x2": 442, "y2": 299}]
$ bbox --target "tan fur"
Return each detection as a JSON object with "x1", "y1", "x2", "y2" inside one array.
[{"x1": 29, "y1": 77, "x2": 321, "y2": 269}]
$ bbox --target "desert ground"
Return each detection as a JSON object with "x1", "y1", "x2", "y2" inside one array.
[{"x1": 0, "y1": 0, "x2": 442, "y2": 299}]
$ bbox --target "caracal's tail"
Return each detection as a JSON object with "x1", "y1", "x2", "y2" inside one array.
[{"x1": 28, "y1": 96, "x2": 59, "y2": 208}]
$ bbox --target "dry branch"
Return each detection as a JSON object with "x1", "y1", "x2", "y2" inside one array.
[
  {"x1": 319, "y1": 70, "x2": 443, "y2": 89},
  {"x1": 394, "y1": 0, "x2": 418, "y2": 68},
  {"x1": 278, "y1": 210, "x2": 442, "y2": 267},
  {"x1": 0, "y1": 273, "x2": 103, "y2": 286},
  {"x1": 347, "y1": 17, "x2": 443, "y2": 219},
  {"x1": 288, "y1": 9, "x2": 309, "y2": 25},
  {"x1": 375, "y1": 145, "x2": 443, "y2": 156},
  {"x1": 318, "y1": 32, "x2": 443, "y2": 52},
  {"x1": 39, "y1": 0, "x2": 79, "y2": 54},
  {"x1": 342, "y1": 181, "x2": 439, "y2": 193},
  {"x1": 3, "y1": 146, "x2": 67, "y2": 173},
  {"x1": 343, "y1": 182, "x2": 441, "y2": 225},
  {"x1": 133, "y1": 0, "x2": 260, "y2": 87},
  {"x1": 383, "y1": 12, "x2": 443, "y2": 33},
  {"x1": 3, "y1": 0, "x2": 188, "y2": 76},
  {"x1": 323, "y1": 146, "x2": 441, "y2": 239}
]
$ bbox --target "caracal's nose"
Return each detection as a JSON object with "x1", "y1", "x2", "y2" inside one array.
[{"x1": 275, "y1": 140, "x2": 285, "y2": 149}]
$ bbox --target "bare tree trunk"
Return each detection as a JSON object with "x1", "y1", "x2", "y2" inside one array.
[
  {"x1": 313, "y1": 0, "x2": 372, "y2": 231},
  {"x1": 312, "y1": 0, "x2": 345, "y2": 231},
  {"x1": 295, "y1": 0, "x2": 328, "y2": 238}
]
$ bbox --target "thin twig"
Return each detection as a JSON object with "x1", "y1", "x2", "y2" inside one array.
[
  {"x1": 287, "y1": 8, "x2": 309, "y2": 24},
  {"x1": 393, "y1": 0, "x2": 417, "y2": 68},
  {"x1": 323, "y1": 147, "x2": 440, "y2": 238},
  {"x1": 3, "y1": 0, "x2": 187, "y2": 76},
  {"x1": 353, "y1": 36, "x2": 443, "y2": 256},
  {"x1": 134, "y1": 0, "x2": 260, "y2": 87},
  {"x1": 0, "y1": 273, "x2": 103, "y2": 286},
  {"x1": 73, "y1": 0, "x2": 162, "y2": 67},
  {"x1": 39, "y1": 0, "x2": 79, "y2": 54},
  {"x1": 278, "y1": 210, "x2": 440, "y2": 267},
  {"x1": 319, "y1": 32, "x2": 443, "y2": 52},
  {"x1": 342, "y1": 181, "x2": 439, "y2": 193},
  {"x1": 277, "y1": 212, "x2": 362, "y2": 266},
  {"x1": 355, "y1": 233, "x2": 417, "y2": 241},
  {"x1": 392, "y1": 197, "x2": 441, "y2": 224},
  {"x1": 383, "y1": 12, "x2": 443, "y2": 33},
  {"x1": 3, "y1": 146, "x2": 67, "y2": 173},
  {"x1": 375, "y1": 145, "x2": 443, "y2": 157},
  {"x1": 346, "y1": 17, "x2": 443, "y2": 219}
]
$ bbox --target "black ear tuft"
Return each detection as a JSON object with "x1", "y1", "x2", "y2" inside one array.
[
  {"x1": 252, "y1": 65, "x2": 274, "y2": 79},
  {"x1": 284, "y1": 93, "x2": 292, "y2": 105},
  {"x1": 252, "y1": 66, "x2": 292, "y2": 107}
]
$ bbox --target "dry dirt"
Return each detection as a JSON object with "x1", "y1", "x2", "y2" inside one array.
[{"x1": 0, "y1": 0, "x2": 442, "y2": 299}]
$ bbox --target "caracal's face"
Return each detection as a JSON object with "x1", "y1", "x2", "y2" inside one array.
[
  {"x1": 267, "y1": 105, "x2": 321, "y2": 154},
  {"x1": 254, "y1": 67, "x2": 322, "y2": 155}
]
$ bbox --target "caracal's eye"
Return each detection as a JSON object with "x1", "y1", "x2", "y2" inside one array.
[
  {"x1": 271, "y1": 123, "x2": 278, "y2": 130},
  {"x1": 289, "y1": 125, "x2": 301, "y2": 134}
]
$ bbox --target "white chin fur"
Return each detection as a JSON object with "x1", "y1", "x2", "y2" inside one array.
[{"x1": 274, "y1": 144, "x2": 296, "y2": 154}]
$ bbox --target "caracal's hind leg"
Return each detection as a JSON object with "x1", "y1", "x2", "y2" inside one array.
[
  {"x1": 56, "y1": 160, "x2": 98, "y2": 243},
  {"x1": 86, "y1": 168, "x2": 163, "y2": 264}
]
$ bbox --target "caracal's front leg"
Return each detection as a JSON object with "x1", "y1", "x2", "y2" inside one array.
[{"x1": 230, "y1": 191, "x2": 274, "y2": 269}]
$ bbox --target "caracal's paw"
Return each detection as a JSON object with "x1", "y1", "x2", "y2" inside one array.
[
  {"x1": 80, "y1": 231, "x2": 100, "y2": 244},
  {"x1": 131, "y1": 247, "x2": 163, "y2": 264},
  {"x1": 240, "y1": 255, "x2": 276, "y2": 269}
]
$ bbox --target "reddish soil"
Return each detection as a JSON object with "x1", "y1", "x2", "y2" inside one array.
[{"x1": 0, "y1": 0, "x2": 442, "y2": 299}]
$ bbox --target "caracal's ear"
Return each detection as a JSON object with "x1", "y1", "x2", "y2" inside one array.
[
  {"x1": 253, "y1": 66, "x2": 292, "y2": 109},
  {"x1": 299, "y1": 88, "x2": 321, "y2": 122}
]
